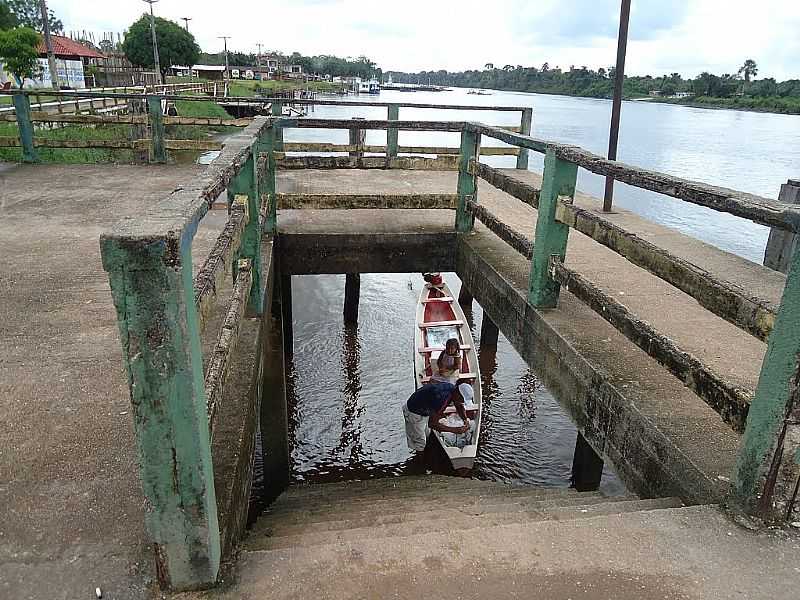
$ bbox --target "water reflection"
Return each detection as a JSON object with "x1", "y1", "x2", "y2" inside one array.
[{"x1": 274, "y1": 271, "x2": 626, "y2": 495}]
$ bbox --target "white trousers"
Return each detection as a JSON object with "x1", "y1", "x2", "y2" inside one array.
[{"x1": 403, "y1": 403, "x2": 429, "y2": 452}]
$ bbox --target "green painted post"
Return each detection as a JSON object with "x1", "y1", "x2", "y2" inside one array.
[
  {"x1": 228, "y1": 147, "x2": 264, "y2": 315},
  {"x1": 271, "y1": 101, "x2": 284, "y2": 152},
  {"x1": 528, "y1": 149, "x2": 578, "y2": 307},
  {"x1": 733, "y1": 242, "x2": 800, "y2": 519},
  {"x1": 455, "y1": 128, "x2": 480, "y2": 233},
  {"x1": 516, "y1": 107, "x2": 533, "y2": 170},
  {"x1": 263, "y1": 125, "x2": 278, "y2": 234},
  {"x1": 13, "y1": 93, "x2": 37, "y2": 163},
  {"x1": 387, "y1": 104, "x2": 399, "y2": 159},
  {"x1": 147, "y1": 94, "x2": 167, "y2": 163},
  {"x1": 100, "y1": 232, "x2": 220, "y2": 590}
]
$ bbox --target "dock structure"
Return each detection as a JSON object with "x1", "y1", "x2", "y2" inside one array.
[{"x1": 2, "y1": 99, "x2": 800, "y2": 598}]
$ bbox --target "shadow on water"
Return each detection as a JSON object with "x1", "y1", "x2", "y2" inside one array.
[{"x1": 249, "y1": 272, "x2": 626, "y2": 524}]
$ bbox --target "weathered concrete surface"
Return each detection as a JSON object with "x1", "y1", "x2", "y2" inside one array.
[
  {"x1": 0, "y1": 163, "x2": 229, "y2": 600},
  {"x1": 179, "y1": 477, "x2": 800, "y2": 600},
  {"x1": 459, "y1": 232, "x2": 739, "y2": 502},
  {"x1": 278, "y1": 209, "x2": 455, "y2": 274}
]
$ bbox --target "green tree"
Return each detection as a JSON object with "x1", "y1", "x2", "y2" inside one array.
[
  {"x1": 7, "y1": 0, "x2": 61, "y2": 31},
  {"x1": 0, "y1": 26, "x2": 41, "y2": 86},
  {"x1": 738, "y1": 59, "x2": 758, "y2": 83},
  {"x1": 0, "y1": 1, "x2": 18, "y2": 30},
  {"x1": 122, "y1": 14, "x2": 199, "y2": 79},
  {"x1": 484, "y1": 62, "x2": 494, "y2": 70}
]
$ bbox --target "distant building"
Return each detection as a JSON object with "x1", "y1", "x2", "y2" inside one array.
[
  {"x1": 673, "y1": 91, "x2": 693, "y2": 99},
  {"x1": 648, "y1": 90, "x2": 662, "y2": 97},
  {"x1": 170, "y1": 65, "x2": 226, "y2": 80},
  {"x1": 0, "y1": 34, "x2": 106, "y2": 88}
]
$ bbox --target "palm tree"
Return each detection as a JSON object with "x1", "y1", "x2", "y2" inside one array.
[
  {"x1": 484, "y1": 62, "x2": 494, "y2": 70},
  {"x1": 738, "y1": 59, "x2": 758, "y2": 83}
]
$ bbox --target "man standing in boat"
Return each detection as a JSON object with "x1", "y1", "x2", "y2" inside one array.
[{"x1": 403, "y1": 382, "x2": 471, "y2": 453}]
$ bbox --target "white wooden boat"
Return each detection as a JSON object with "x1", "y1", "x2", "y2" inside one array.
[{"x1": 413, "y1": 278, "x2": 482, "y2": 472}]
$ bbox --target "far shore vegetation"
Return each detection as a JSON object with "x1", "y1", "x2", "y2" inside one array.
[{"x1": 387, "y1": 59, "x2": 800, "y2": 115}]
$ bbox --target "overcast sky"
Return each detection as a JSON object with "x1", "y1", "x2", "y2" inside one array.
[{"x1": 50, "y1": 0, "x2": 800, "y2": 79}]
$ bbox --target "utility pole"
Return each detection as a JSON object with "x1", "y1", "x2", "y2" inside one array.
[
  {"x1": 142, "y1": 0, "x2": 162, "y2": 85},
  {"x1": 181, "y1": 17, "x2": 192, "y2": 31},
  {"x1": 256, "y1": 42, "x2": 263, "y2": 68},
  {"x1": 218, "y1": 36, "x2": 230, "y2": 80},
  {"x1": 39, "y1": 0, "x2": 59, "y2": 89},
  {"x1": 603, "y1": 0, "x2": 631, "y2": 212}
]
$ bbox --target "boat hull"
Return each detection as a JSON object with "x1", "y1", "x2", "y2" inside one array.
[{"x1": 413, "y1": 281, "x2": 482, "y2": 471}]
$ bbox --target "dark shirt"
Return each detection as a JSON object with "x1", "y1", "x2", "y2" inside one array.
[{"x1": 407, "y1": 382, "x2": 455, "y2": 416}]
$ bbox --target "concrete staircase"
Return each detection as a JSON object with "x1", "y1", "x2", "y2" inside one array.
[{"x1": 243, "y1": 475, "x2": 682, "y2": 553}]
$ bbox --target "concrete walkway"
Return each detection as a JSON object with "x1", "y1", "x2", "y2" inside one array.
[{"x1": 0, "y1": 163, "x2": 225, "y2": 600}]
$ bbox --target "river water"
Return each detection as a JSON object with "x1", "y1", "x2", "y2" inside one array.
[{"x1": 251, "y1": 88, "x2": 799, "y2": 510}]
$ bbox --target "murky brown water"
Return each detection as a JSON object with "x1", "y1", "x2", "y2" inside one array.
[{"x1": 250, "y1": 271, "x2": 625, "y2": 519}]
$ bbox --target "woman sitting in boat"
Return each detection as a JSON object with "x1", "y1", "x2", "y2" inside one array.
[
  {"x1": 403, "y1": 382, "x2": 470, "y2": 453},
  {"x1": 432, "y1": 338, "x2": 461, "y2": 384}
]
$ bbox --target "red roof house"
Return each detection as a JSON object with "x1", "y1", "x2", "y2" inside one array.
[{"x1": 37, "y1": 34, "x2": 105, "y2": 60}]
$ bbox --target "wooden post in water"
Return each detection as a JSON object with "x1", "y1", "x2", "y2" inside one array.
[
  {"x1": 13, "y1": 93, "x2": 37, "y2": 163},
  {"x1": 733, "y1": 239, "x2": 800, "y2": 520},
  {"x1": 458, "y1": 284, "x2": 473, "y2": 307},
  {"x1": 387, "y1": 104, "x2": 399, "y2": 159},
  {"x1": 480, "y1": 313, "x2": 500, "y2": 348},
  {"x1": 571, "y1": 433, "x2": 604, "y2": 492},
  {"x1": 100, "y1": 231, "x2": 220, "y2": 590},
  {"x1": 516, "y1": 107, "x2": 533, "y2": 170},
  {"x1": 147, "y1": 94, "x2": 166, "y2": 163},
  {"x1": 763, "y1": 179, "x2": 800, "y2": 273},
  {"x1": 344, "y1": 273, "x2": 361, "y2": 324},
  {"x1": 529, "y1": 149, "x2": 578, "y2": 308},
  {"x1": 456, "y1": 128, "x2": 480, "y2": 233},
  {"x1": 603, "y1": 0, "x2": 632, "y2": 212}
]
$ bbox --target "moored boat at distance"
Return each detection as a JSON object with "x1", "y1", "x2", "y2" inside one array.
[{"x1": 413, "y1": 276, "x2": 482, "y2": 472}]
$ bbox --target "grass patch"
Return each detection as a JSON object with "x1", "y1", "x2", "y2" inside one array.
[{"x1": 0, "y1": 121, "x2": 135, "y2": 163}]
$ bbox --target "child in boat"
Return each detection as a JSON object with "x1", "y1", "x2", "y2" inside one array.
[{"x1": 432, "y1": 338, "x2": 461, "y2": 384}]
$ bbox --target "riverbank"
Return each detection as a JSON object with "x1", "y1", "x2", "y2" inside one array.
[
  {"x1": 226, "y1": 79, "x2": 346, "y2": 97},
  {"x1": 655, "y1": 95, "x2": 800, "y2": 115}
]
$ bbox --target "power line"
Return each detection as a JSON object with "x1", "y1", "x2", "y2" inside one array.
[
  {"x1": 218, "y1": 36, "x2": 231, "y2": 79},
  {"x1": 141, "y1": 0, "x2": 162, "y2": 85}
]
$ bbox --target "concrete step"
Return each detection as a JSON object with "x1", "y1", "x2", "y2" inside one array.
[
  {"x1": 254, "y1": 493, "x2": 642, "y2": 537},
  {"x1": 236, "y1": 505, "x2": 724, "y2": 599},
  {"x1": 277, "y1": 476, "x2": 518, "y2": 502},
  {"x1": 258, "y1": 489, "x2": 609, "y2": 528},
  {"x1": 269, "y1": 484, "x2": 590, "y2": 514},
  {"x1": 244, "y1": 497, "x2": 682, "y2": 551}
]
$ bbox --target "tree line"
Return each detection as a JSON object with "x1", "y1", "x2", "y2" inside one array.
[{"x1": 386, "y1": 60, "x2": 800, "y2": 111}]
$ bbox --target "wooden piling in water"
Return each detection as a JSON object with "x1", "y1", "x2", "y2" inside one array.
[
  {"x1": 480, "y1": 313, "x2": 499, "y2": 348},
  {"x1": 571, "y1": 433, "x2": 604, "y2": 492},
  {"x1": 344, "y1": 273, "x2": 360, "y2": 324}
]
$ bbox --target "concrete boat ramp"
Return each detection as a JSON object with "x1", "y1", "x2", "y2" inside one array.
[{"x1": 1, "y1": 162, "x2": 798, "y2": 600}]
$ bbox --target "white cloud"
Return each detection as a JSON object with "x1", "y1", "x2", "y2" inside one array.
[{"x1": 48, "y1": 0, "x2": 800, "y2": 79}]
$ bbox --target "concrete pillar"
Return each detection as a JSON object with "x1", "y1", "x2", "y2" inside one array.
[
  {"x1": 516, "y1": 107, "x2": 533, "y2": 170},
  {"x1": 763, "y1": 179, "x2": 800, "y2": 273},
  {"x1": 458, "y1": 284, "x2": 473, "y2": 307},
  {"x1": 570, "y1": 432, "x2": 604, "y2": 492},
  {"x1": 456, "y1": 128, "x2": 480, "y2": 233},
  {"x1": 344, "y1": 273, "x2": 360, "y2": 324},
  {"x1": 259, "y1": 290, "x2": 290, "y2": 502},
  {"x1": 480, "y1": 313, "x2": 500, "y2": 348}
]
